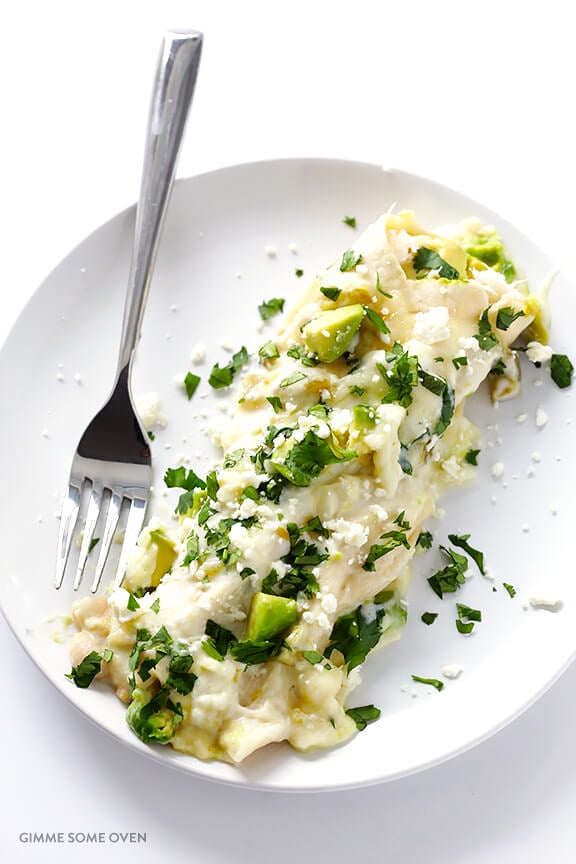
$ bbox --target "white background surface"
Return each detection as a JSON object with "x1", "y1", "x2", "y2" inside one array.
[{"x1": 1, "y1": 1, "x2": 575, "y2": 860}]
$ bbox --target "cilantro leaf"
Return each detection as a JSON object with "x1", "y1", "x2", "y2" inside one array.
[
  {"x1": 274, "y1": 429, "x2": 356, "y2": 486},
  {"x1": 379, "y1": 351, "x2": 419, "y2": 408},
  {"x1": 503, "y1": 582, "x2": 516, "y2": 598},
  {"x1": 320, "y1": 285, "x2": 341, "y2": 301},
  {"x1": 421, "y1": 611, "x2": 438, "y2": 625},
  {"x1": 496, "y1": 306, "x2": 525, "y2": 330},
  {"x1": 343, "y1": 216, "x2": 357, "y2": 228},
  {"x1": 550, "y1": 353, "x2": 574, "y2": 389},
  {"x1": 416, "y1": 530, "x2": 433, "y2": 549},
  {"x1": 465, "y1": 449, "x2": 480, "y2": 466},
  {"x1": 418, "y1": 368, "x2": 455, "y2": 435},
  {"x1": 340, "y1": 250, "x2": 363, "y2": 272},
  {"x1": 259, "y1": 340, "x2": 280, "y2": 360},
  {"x1": 266, "y1": 396, "x2": 284, "y2": 413},
  {"x1": 456, "y1": 619, "x2": 475, "y2": 634},
  {"x1": 364, "y1": 306, "x2": 390, "y2": 335},
  {"x1": 456, "y1": 603, "x2": 482, "y2": 622},
  {"x1": 362, "y1": 530, "x2": 410, "y2": 571},
  {"x1": 346, "y1": 704, "x2": 381, "y2": 731},
  {"x1": 476, "y1": 309, "x2": 499, "y2": 351},
  {"x1": 326, "y1": 604, "x2": 385, "y2": 672},
  {"x1": 448, "y1": 533, "x2": 485, "y2": 574},
  {"x1": 208, "y1": 346, "x2": 249, "y2": 389},
  {"x1": 184, "y1": 371, "x2": 201, "y2": 400},
  {"x1": 203, "y1": 619, "x2": 238, "y2": 661},
  {"x1": 65, "y1": 651, "x2": 102, "y2": 688},
  {"x1": 230, "y1": 639, "x2": 284, "y2": 665},
  {"x1": 413, "y1": 247, "x2": 459, "y2": 280},
  {"x1": 258, "y1": 297, "x2": 285, "y2": 320},
  {"x1": 411, "y1": 674, "x2": 444, "y2": 691}
]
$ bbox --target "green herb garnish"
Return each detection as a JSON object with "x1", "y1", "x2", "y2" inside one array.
[
  {"x1": 340, "y1": 250, "x2": 363, "y2": 272},
  {"x1": 550, "y1": 353, "x2": 573, "y2": 389},
  {"x1": 496, "y1": 306, "x2": 525, "y2": 331},
  {"x1": 184, "y1": 371, "x2": 201, "y2": 400},
  {"x1": 413, "y1": 247, "x2": 459, "y2": 280},
  {"x1": 320, "y1": 286, "x2": 341, "y2": 301},
  {"x1": 258, "y1": 297, "x2": 285, "y2": 321},
  {"x1": 346, "y1": 704, "x2": 381, "y2": 731},
  {"x1": 208, "y1": 346, "x2": 249, "y2": 389},
  {"x1": 66, "y1": 651, "x2": 102, "y2": 688},
  {"x1": 421, "y1": 611, "x2": 438, "y2": 625},
  {"x1": 411, "y1": 674, "x2": 444, "y2": 691},
  {"x1": 343, "y1": 216, "x2": 357, "y2": 229}
]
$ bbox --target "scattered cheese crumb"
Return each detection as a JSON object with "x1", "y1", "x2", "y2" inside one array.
[
  {"x1": 526, "y1": 341, "x2": 553, "y2": 364},
  {"x1": 491, "y1": 462, "x2": 504, "y2": 478},
  {"x1": 264, "y1": 245, "x2": 277, "y2": 257},
  {"x1": 441, "y1": 664, "x2": 463, "y2": 680},
  {"x1": 535, "y1": 407, "x2": 548, "y2": 428},
  {"x1": 528, "y1": 593, "x2": 563, "y2": 611}
]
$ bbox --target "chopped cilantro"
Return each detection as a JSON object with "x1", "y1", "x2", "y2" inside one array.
[
  {"x1": 456, "y1": 619, "x2": 475, "y2": 634},
  {"x1": 280, "y1": 372, "x2": 307, "y2": 388},
  {"x1": 399, "y1": 445, "x2": 413, "y2": 475},
  {"x1": 259, "y1": 340, "x2": 280, "y2": 360},
  {"x1": 448, "y1": 533, "x2": 485, "y2": 575},
  {"x1": 302, "y1": 650, "x2": 325, "y2": 665},
  {"x1": 320, "y1": 285, "x2": 341, "y2": 301},
  {"x1": 340, "y1": 250, "x2": 363, "y2": 272},
  {"x1": 266, "y1": 395, "x2": 284, "y2": 413},
  {"x1": 411, "y1": 674, "x2": 444, "y2": 691},
  {"x1": 88, "y1": 537, "x2": 100, "y2": 554},
  {"x1": 208, "y1": 346, "x2": 249, "y2": 389},
  {"x1": 258, "y1": 297, "x2": 285, "y2": 321},
  {"x1": 476, "y1": 309, "x2": 498, "y2": 351},
  {"x1": 362, "y1": 529, "x2": 410, "y2": 572},
  {"x1": 416, "y1": 530, "x2": 433, "y2": 549},
  {"x1": 364, "y1": 306, "x2": 390, "y2": 335},
  {"x1": 230, "y1": 639, "x2": 284, "y2": 666},
  {"x1": 295, "y1": 268, "x2": 304, "y2": 278},
  {"x1": 273, "y1": 429, "x2": 356, "y2": 487},
  {"x1": 379, "y1": 350, "x2": 419, "y2": 408},
  {"x1": 550, "y1": 353, "x2": 574, "y2": 389},
  {"x1": 326, "y1": 604, "x2": 385, "y2": 672},
  {"x1": 147, "y1": 430, "x2": 155, "y2": 441},
  {"x1": 418, "y1": 368, "x2": 455, "y2": 435},
  {"x1": 182, "y1": 532, "x2": 201, "y2": 566},
  {"x1": 223, "y1": 449, "x2": 245, "y2": 469},
  {"x1": 349, "y1": 384, "x2": 366, "y2": 396},
  {"x1": 456, "y1": 603, "x2": 482, "y2": 622},
  {"x1": 503, "y1": 582, "x2": 517, "y2": 598},
  {"x1": 421, "y1": 612, "x2": 438, "y2": 625},
  {"x1": 202, "y1": 619, "x2": 238, "y2": 661},
  {"x1": 184, "y1": 371, "x2": 201, "y2": 400},
  {"x1": 496, "y1": 306, "x2": 525, "y2": 331},
  {"x1": 346, "y1": 704, "x2": 381, "y2": 731},
  {"x1": 65, "y1": 651, "x2": 102, "y2": 688},
  {"x1": 164, "y1": 466, "x2": 207, "y2": 515},
  {"x1": 150, "y1": 597, "x2": 161, "y2": 615},
  {"x1": 127, "y1": 593, "x2": 140, "y2": 611},
  {"x1": 343, "y1": 215, "x2": 357, "y2": 228},
  {"x1": 452, "y1": 356, "x2": 468, "y2": 369},
  {"x1": 465, "y1": 449, "x2": 480, "y2": 466},
  {"x1": 413, "y1": 247, "x2": 459, "y2": 280}
]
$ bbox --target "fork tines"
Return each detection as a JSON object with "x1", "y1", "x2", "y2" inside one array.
[{"x1": 55, "y1": 479, "x2": 147, "y2": 593}]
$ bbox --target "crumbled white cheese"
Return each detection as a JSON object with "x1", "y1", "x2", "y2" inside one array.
[
  {"x1": 526, "y1": 341, "x2": 553, "y2": 364},
  {"x1": 535, "y1": 407, "x2": 548, "y2": 428},
  {"x1": 491, "y1": 462, "x2": 504, "y2": 478},
  {"x1": 264, "y1": 245, "x2": 277, "y2": 257},
  {"x1": 413, "y1": 306, "x2": 450, "y2": 344},
  {"x1": 135, "y1": 392, "x2": 167, "y2": 429},
  {"x1": 528, "y1": 593, "x2": 563, "y2": 611},
  {"x1": 190, "y1": 343, "x2": 206, "y2": 364},
  {"x1": 441, "y1": 664, "x2": 463, "y2": 679}
]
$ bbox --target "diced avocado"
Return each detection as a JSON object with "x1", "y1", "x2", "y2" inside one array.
[
  {"x1": 245, "y1": 592, "x2": 298, "y2": 641},
  {"x1": 149, "y1": 529, "x2": 177, "y2": 586},
  {"x1": 302, "y1": 304, "x2": 364, "y2": 362},
  {"x1": 463, "y1": 233, "x2": 517, "y2": 283}
]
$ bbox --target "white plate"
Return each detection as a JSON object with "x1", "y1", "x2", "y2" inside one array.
[{"x1": 1, "y1": 158, "x2": 575, "y2": 791}]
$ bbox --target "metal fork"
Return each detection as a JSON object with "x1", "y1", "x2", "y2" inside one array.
[{"x1": 55, "y1": 30, "x2": 203, "y2": 593}]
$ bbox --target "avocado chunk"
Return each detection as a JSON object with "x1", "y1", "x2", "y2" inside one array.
[
  {"x1": 302, "y1": 304, "x2": 364, "y2": 362},
  {"x1": 245, "y1": 592, "x2": 298, "y2": 641},
  {"x1": 149, "y1": 529, "x2": 177, "y2": 586}
]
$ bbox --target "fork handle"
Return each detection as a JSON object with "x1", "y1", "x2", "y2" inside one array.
[{"x1": 117, "y1": 30, "x2": 203, "y2": 375}]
